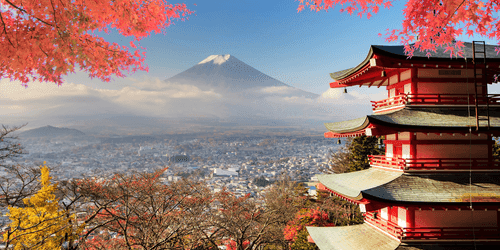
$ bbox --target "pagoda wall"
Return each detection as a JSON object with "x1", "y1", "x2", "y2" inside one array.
[
  {"x1": 384, "y1": 132, "x2": 492, "y2": 159},
  {"x1": 414, "y1": 210, "x2": 497, "y2": 227},
  {"x1": 385, "y1": 68, "x2": 485, "y2": 98},
  {"x1": 369, "y1": 206, "x2": 498, "y2": 231},
  {"x1": 416, "y1": 82, "x2": 484, "y2": 95},
  {"x1": 416, "y1": 144, "x2": 488, "y2": 158}
]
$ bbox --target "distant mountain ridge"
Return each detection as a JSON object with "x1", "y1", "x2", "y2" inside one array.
[
  {"x1": 20, "y1": 125, "x2": 86, "y2": 138},
  {"x1": 164, "y1": 54, "x2": 318, "y2": 98}
]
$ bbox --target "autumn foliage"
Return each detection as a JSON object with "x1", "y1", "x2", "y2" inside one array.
[
  {"x1": 0, "y1": 0, "x2": 194, "y2": 86},
  {"x1": 3, "y1": 163, "x2": 82, "y2": 249},
  {"x1": 297, "y1": 0, "x2": 500, "y2": 58},
  {"x1": 284, "y1": 208, "x2": 330, "y2": 242}
]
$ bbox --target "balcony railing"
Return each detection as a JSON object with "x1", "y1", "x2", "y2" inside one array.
[
  {"x1": 364, "y1": 211, "x2": 403, "y2": 239},
  {"x1": 403, "y1": 227, "x2": 500, "y2": 240},
  {"x1": 369, "y1": 155, "x2": 406, "y2": 170},
  {"x1": 364, "y1": 212, "x2": 500, "y2": 241},
  {"x1": 369, "y1": 155, "x2": 500, "y2": 171},
  {"x1": 371, "y1": 94, "x2": 500, "y2": 112},
  {"x1": 371, "y1": 95, "x2": 407, "y2": 111}
]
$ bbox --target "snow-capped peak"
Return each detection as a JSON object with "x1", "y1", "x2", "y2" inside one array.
[{"x1": 198, "y1": 54, "x2": 232, "y2": 65}]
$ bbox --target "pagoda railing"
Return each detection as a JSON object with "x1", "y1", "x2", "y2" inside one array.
[
  {"x1": 369, "y1": 155, "x2": 500, "y2": 171},
  {"x1": 371, "y1": 95, "x2": 407, "y2": 111},
  {"x1": 364, "y1": 211, "x2": 404, "y2": 239},
  {"x1": 402, "y1": 227, "x2": 500, "y2": 240},
  {"x1": 368, "y1": 155, "x2": 406, "y2": 170},
  {"x1": 371, "y1": 94, "x2": 500, "y2": 112},
  {"x1": 365, "y1": 211, "x2": 500, "y2": 240}
]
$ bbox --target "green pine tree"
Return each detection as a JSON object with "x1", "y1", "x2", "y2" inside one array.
[{"x1": 326, "y1": 135, "x2": 384, "y2": 173}]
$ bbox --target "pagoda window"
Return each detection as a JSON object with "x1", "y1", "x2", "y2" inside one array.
[
  {"x1": 404, "y1": 82, "x2": 411, "y2": 94},
  {"x1": 386, "y1": 144, "x2": 393, "y2": 158},
  {"x1": 397, "y1": 207, "x2": 407, "y2": 228},
  {"x1": 381, "y1": 207, "x2": 388, "y2": 220},
  {"x1": 402, "y1": 145, "x2": 410, "y2": 159},
  {"x1": 389, "y1": 88, "x2": 396, "y2": 98},
  {"x1": 414, "y1": 210, "x2": 497, "y2": 227}
]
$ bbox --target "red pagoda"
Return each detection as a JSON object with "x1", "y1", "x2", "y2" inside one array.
[{"x1": 307, "y1": 41, "x2": 500, "y2": 249}]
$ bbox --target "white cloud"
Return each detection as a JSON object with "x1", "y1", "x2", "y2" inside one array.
[
  {"x1": 0, "y1": 78, "x2": 382, "y2": 132},
  {"x1": 0, "y1": 78, "x2": 224, "y2": 119},
  {"x1": 260, "y1": 86, "x2": 295, "y2": 94}
]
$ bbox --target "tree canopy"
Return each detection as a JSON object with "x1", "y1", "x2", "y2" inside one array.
[
  {"x1": 297, "y1": 0, "x2": 500, "y2": 58},
  {"x1": 0, "y1": 0, "x2": 194, "y2": 86},
  {"x1": 324, "y1": 135, "x2": 384, "y2": 173},
  {"x1": 4, "y1": 164, "x2": 82, "y2": 249}
]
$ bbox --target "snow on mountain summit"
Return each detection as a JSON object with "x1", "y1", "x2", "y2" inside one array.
[
  {"x1": 164, "y1": 55, "x2": 318, "y2": 98},
  {"x1": 198, "y1": 54, "x2": 232, "y2": 65}
]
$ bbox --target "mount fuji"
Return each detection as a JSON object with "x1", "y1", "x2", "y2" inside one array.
[
  {"x1": 163, "y1": 54, "x2": 318, "y2": 98},
  {"x1": 4, "y1": 55, "x2": 370, "y2": 135}
]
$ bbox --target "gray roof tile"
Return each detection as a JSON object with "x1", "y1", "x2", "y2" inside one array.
[
  {"x1": 363, "y1": 173, "x2": 500, "y2": 203},
  {"x1": 324, "y1": 107, "x2": 500, "y2": 134},
  {"x1": 317, "y1": 168, "x2": 403, "y2": 199},
  {"x1": 307, "y1": 224, "x2": 401, "y2": 250}
]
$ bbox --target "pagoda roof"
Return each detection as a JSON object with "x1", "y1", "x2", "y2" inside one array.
[
  {"x1": 324, "y1": 107, "x2": 500, "y2": 136},
  {"x1": 317, "y1": 168, "x2": 403, "y2": 200},
  {"x1": 330, "y1": 42, "x2": 500, "y2": 82},
  {"x1": 363, "y1": 172, "x2": 500, "y2": 203},
  {"x1": 307, "y1": 224, "x2": 400, "y2": 250}
]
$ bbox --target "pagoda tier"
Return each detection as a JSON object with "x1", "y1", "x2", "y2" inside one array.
[{"x1": 308, "y1": 42, "x2": 500, "y2": 250}]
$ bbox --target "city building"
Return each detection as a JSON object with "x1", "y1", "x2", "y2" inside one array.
[{"x1": 307, "y1": 41, "x2": 500, "y2": 249}]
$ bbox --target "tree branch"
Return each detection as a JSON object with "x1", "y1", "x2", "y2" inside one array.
[{"x1": 4, "y1": 0, "x2": 54, "y2": 27}]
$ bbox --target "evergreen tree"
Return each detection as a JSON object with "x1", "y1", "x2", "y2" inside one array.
[
  {"x1": 346, "y1": 135, "x2": 384, "y2": 172},
  {"x1": 325, "y1": 135, "x2": 384, "y2": 173}
]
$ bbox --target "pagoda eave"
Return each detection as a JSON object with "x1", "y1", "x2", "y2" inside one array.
[
  {"x1": 324, "y1": 107, "x2": 500, "y2": 138},
  {"x1": 330, "y1": 43, "x2": 500, "y2": 88},
  {"x1": 307, "y1": 224, "x2": 401, "y2": 250}
]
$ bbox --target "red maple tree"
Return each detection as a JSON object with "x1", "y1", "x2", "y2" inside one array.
[
  {"x1": 0, "y1": 0, "x2": 194, "y2": 86},
  {"x1": 297, "y1": 0, "x2": 500, "y2": 58}
]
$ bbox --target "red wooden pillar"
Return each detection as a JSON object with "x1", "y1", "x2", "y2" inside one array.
[
  {"x1": 411, "y1": 68, "x2": 418, "y2": 95},
  {"x1": 409, "y1": 132, "x2": 416, "y2": 158}
]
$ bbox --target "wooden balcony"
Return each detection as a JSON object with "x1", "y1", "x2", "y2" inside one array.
[
  {"x1": 371, "y1": 94, "x2": 500, "y2": 113},
  {"x1": 369, "y1": 155, "x2": 500, "y2": 171},
  {"x1": 364, "y1": 211, "x2": 403, "y2": 239},
  {"x1": 364, "y1": 212, "x2": 500, "y2": 241},
  {"x1": 403, "y1": 227, "x2": 500, "y2": 240},
  {"x1": 369, "y1": 155, "x2": 406, "y2": 170}
]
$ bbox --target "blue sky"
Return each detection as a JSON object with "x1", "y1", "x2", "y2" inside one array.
[
  {"x1": 62, "y1": 0, "x2": 411, "y2": 95},
  {"x1": 62, "y1": 0, "x2": 500, "y2": 94},
  {"x1": 5, "y1": 0, "x2": 500, "y2": 132}
]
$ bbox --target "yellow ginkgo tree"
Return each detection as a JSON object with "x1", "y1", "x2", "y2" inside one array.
[{"x1": 3, "y1": 162, "x2": 82, "y2": 249}]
